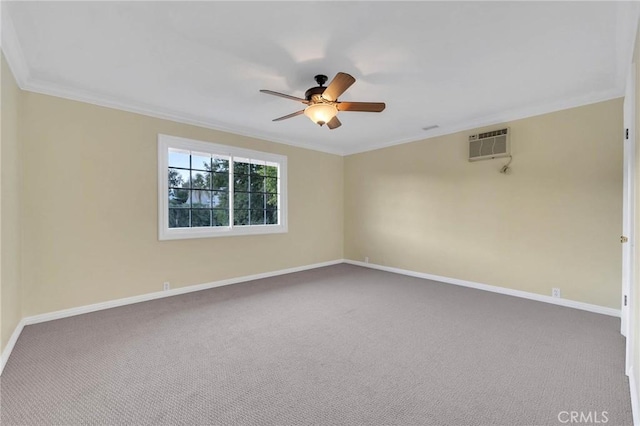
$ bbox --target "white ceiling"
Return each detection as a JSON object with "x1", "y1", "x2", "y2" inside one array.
[{"x1": 2, "y1": 1, "x2": 639, "y2": 155}]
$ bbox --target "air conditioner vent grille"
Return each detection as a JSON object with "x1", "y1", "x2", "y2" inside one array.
[
  {"x1": 469, "y1": 128, "x2": 510, "y2": 162},
  {"x1": 478, "y1": 128, "x2": 508, "y2": 139}
]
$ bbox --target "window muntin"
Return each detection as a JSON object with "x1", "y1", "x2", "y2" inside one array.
[
  {"x1": 167, "y1": 151, "x2": 231, "y2": 228},
  {"x1": 158, "y1": 135, "x2": 287, "y2": 240},
  {"x1": 232, "y1": 158, "x2": 280, "y2": 226}
]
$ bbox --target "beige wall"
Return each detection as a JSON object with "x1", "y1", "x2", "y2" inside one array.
[
  {"x1": 1, "y1": 54, "x2": 22, "y2": 351},
  {"x1": 345, "y1": 99, "x2": 623, "y2": 309},
  {"x1": 19, "y1": 92, "x2": 343, "y2": 317},
  {"x1": 1, "y1": 57, "x2": 627, "y2": 352}
]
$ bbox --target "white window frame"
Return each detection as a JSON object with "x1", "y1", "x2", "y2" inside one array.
[{"x1": 158, "y1": 134, "x2": 288, "y2": 240}]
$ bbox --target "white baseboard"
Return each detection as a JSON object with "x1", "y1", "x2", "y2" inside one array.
[
  {"x1": 24, "y1": 259, "x2": 343, "y2": 326},
  {"x1": 0, "y1": 259, "x2": 342, "y2": 375},
  {"x1": 344, "y1": 259, "x2": 621, "y2": 317},
  {"x1": 631, "y1": 367, "x2": 639, "y2": 426},
  {"x1": 0, "y1": 258, "x2": 622, "y2": 376},
  {"x1": 0, "y1": 317, "x2": 26, "y2": 375}
]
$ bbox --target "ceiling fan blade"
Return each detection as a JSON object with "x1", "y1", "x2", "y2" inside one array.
[
  {"x1": 272, "y1": 110, "x2": 305, "y2": 122},
  {"x1": 337, "y1": 102, "x2": 386, "y2": 112},
  {"x1": 327, "y1": 116, "x2": 342, "y2": 130},
  {"x1": 321, "y1": 72, "x2": 356, "y2": 102},
  {"x1": 260, "y1": 90, "x2": 309, "y2": 104}
]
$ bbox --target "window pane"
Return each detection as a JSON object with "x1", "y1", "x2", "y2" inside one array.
[
  {"x1": 251, "y1": 209, "x2": 266, "y2": 225},
  {"x1": 212, "y1": 157, "x2": 229, "y2": 173},
  {"x1": 234, "y1": 192, "x2": 249, "y2": 209},
  {"x1": 250, "y1": 193, "x2": 265, "y2": 210},
  {"x1": 212, "y1": 191, "x2": 229, "y2": 209},
  {"x1": 191, "y1": 190, "x2": 212, "y2": 208},
  {"x1": 265, "y1": 164, "x2": 278, "y2": 177},
  {"x1": 169, "y1": 209, "x2": 190, "y2": 228},
  {"x1": 192, "y1": 209, "x2": 211, "y2": 227},
  {"x1": 266, "y1": 209, "x2": 278, "y2": 225},
  {"x1": 234, "y1": 174, "x2": 249, "y2": 192},
  {"x1": 169, "y1": 188, "x2": 190, "y2": 207},
  {"x1": 234, "y1": 159, "x2": 250, "y2": 175},
  {"x1": 169, "y1": 168, "x2": 190, "y2": 188},
  {"x1": 191, "y1": 171, "x2": 210, "y2": 189},
  {"x1": 211, "y1": 172, "x2": 229, "y2": 191},
  {"x1": 161, "y1": 135, "x2": 287, "y2": 240},
  {"x1": 265, "y1": 177, "x2": 278, "y2": 193},
  {"x1": 192, "y1": 153, "x2": 211, "y2": 171},
  {"x1": 249, "y1": 161, "x2": 265, "y2": 176},
  {"x1": 168, "y1": 150, "x2": 190, "y2": 169},
  {"x1": 250, "y1": 175, "x2": 264, "y2": 192},
  {"x1": 266, "y1": 193, "x2": 278, "y2": 209},
  {"x1": 234, "y1": 210, "x2": 249, "y2": 225},
  {"x1": 212, "y1": 209, "x2": 229, "y2": 226}
]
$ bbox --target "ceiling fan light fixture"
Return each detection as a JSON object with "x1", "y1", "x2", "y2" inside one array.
[
  {"x1": 304, "y1": 103, "x2": 338, "y2": 126},
  {"x1": 260, "y1": 72, "x2": 385, "y2": 129}
]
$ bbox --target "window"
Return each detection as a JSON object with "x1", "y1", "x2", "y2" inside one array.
[{"x1": 158, "y1": 134, "x2": 287, "y2": 240}]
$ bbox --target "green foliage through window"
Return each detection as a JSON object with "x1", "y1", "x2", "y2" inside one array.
[{"x1": 167, "y1": 150, "x2": 279, "y2": 229}]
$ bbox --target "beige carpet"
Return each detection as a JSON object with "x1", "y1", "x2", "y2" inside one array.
[{"x1": 0, "y1": 264, "x2": 632, "y2": 425}]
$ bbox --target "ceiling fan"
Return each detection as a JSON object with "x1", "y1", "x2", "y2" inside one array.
[{"x1": 260, "y1": 72, "x2": 386, "y2": 129}]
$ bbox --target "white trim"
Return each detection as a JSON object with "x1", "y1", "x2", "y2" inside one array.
[
  {"x1": 615, "y1": 2, "x2": 640, "y2": 97},
  {"x1": 0, "y1": 318, "x2": 26, "y2": 376},
  {"x1": 344, "y1": 259, "x2": 621, "y2": 317},
  {"x1": 0, "y1": 259, "x2": 342, "y2": 375},
  {"x1": 341, "y1": 90, "x2": 624, "y2": 156},
  {"x1": 20, "y1": 78, "x2": 625, "y2": 157},
  {"x1": 631, "y1": 367, "x2": 639, "y2": 426},
  {"x1": 0, "y1": 4, "x2": 29, "y2": 88},
  {"x1": 25, "y1": 259, "x2": 341, "y2": 326},
  {"x1": 623, "y1": 59, "x2": 637, "y2": 375},
  {"x1": 0, "y1": 34, "x2": 627, "y2": 159},
  {"x1": 21, "y1": 79, "x2": 345, "y2": 156},
  {"x1": 158, "y1": 134, "x2": 288, "y2": 240},
  {"x1": 1, "y1": 2, "x2": 637, "y2": 157},
  {"x1": 0, "y1": 258, "x2": 623, "y2": 376},
  {"x1": 622, "y1": 63, "x2": 635, "y2": 338},
  {"x1": 0, "y1": 33, "x2": 628, "y2": 158}
]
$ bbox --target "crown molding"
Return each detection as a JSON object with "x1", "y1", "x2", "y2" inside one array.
[
  {"x1": 22, "y1": 78, "x2": 346, "y2": 156},
  {"x1": 3, "y1": 64, "x2": 624, "y2": 156},
  {"x1": 0, "y1": 6, "x2": 344, "y2": 157},
  {"x1": 17, "y1": 75, "x2": 624, "y2": 156},
  {"x1": 0, "y1": 4, "x2": 632, "y2": 158},
  {"x1": 1, "y1": 4, "x2": 29, "y2": 88},
  {"x1": 20, "y1": 75, "x2": 626, "y2": 158},
  {"x1": 342, "y1": 88, "x2": 624, "y2": 156},
  {"x1": 614, "y1": 2, "x2": 640, "y2": 95}
]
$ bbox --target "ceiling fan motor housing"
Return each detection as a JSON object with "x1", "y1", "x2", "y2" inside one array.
[
  {"x1": 305, "y1": 74, "x2": 331, "y2": 102},
  {"x1": 305, "y1": 86, "x2": 327, "y2": 102}
]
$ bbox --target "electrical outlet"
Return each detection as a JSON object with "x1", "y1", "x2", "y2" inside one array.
[
  {"x1": 163, "y1": 282, "x2": 170, "y2": 291},
  {"x1": 365, "y1": 256, "x2": 369, "y2": 263},
  {"x1": 552, "y1": 288, "x2": 561, "y2": 298}
]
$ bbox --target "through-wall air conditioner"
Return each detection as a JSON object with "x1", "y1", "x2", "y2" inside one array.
[{"x1": 468, "y1": 128, "x2": 510, "y2": 161}]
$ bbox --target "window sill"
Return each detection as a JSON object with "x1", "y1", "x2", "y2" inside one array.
[{"x1": 159, "y1": 224, "x2": 288, "y2": 241}]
